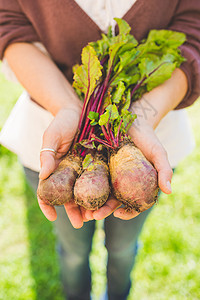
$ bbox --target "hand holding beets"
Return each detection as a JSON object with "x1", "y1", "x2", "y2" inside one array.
[{"x1": 37, "y1": 19, "x2": 184, "y2": 227}]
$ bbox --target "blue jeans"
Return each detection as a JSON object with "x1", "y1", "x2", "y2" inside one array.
[{"x1": 24, "y1": 167, "x2": 153, "y2": 300}]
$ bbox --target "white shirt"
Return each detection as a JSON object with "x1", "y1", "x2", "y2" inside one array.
[{"x1": 0, "y1": 0, "x2": 195, "y2": 171}]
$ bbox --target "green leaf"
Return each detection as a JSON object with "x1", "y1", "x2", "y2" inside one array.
[
  {"x1": 146, "y1": 30, "x2": 186, "y2": 49},
  {"x1": 88, "y1": 111, "x2": 99, "y2": 126},
  {"x1": 79, "y1": 140, "x2": 96, "y2": 150},
  {"x1": 126, "y1": 34, "x2": 138, "y2": 45},
  {"x1": 102, "y1": 90, "x2": 112, "y2": 109},
  {"x1": 72, "y1": 64, "x2": 79, "y2": 74},
  {"x1": 99, "y1": 111, "x2": 110, "y2": 126},
  {"x1": 122, "y1": 110, "x2": 137, "y2": 131},
  {"x1": 107, "y1": 26, "x2": 113, "y2": 38},
  {"x1": 88, "y1": 111, "x2": 99, "y2": 120},
  {"x1": 111, "y1": 70, "x2": 140, "y2": 87},
  {"x1": 113, "y1": 117, "x2": 122, "y2": 137},
  {"x1": 116, "y1": 48, "x2": 139, "y2": 73},
  {"x1": 90, "y1": 34, "x2": 110, "y2": 57},
  {"x1": 114, "y1": 18, "x2": 131, "y2": 36},
  {"x1": 107, "y1": 40, "x2": 125, "y2": 71},
  {"x1": 145, "y1": 62, "x2": 177, "y2": 91},
  {"x1": 112, "y1": 81, "x2": 126, "y2": 104},
  {"x1": 82, "y1": 154, "x2": 94, "y2": 169},
  {"x1": 117, "y1": 43, "x2": 138, "y2": 58},
  {"x1": 162, "y1": 51, "x2": 186, "y2": 65},
  {"x1": 138, "y1": 30, "x2": 186, "y2": 62},
  {"x1": 121, "y1": 89, "x2": 131, "y2": 111},
  {"x1": 73, "y1": 45, "x2": 102, "y2": 101},
  {"x1": 106, "y1": 104, "x2": 119, "y2": 121},
  {"x1": 138, "y1": 57, "x2": 158, "y2": 78},
  {"x1": 138, "y1": 50, "x2": 180, "y2": 80},
  {"x1": 90, "y1": 120, "x2": 98, "y2": 126},
  {"x1": 99, "y1": 104, "x2": 119, "y2": 126}
]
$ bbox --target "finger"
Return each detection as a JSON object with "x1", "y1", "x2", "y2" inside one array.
[
  {"x1": 84, "y1": 209, "x2": 95, "y2": 221},
  {"x1": 157, "y1": 167, "x2": 173, "y2": 194},
  {"x1": 113, "y1": 207, "x2": 140, "y2": 220},
  {"x1": 64, "y1": 201, "x2": 84, "y2": 229},
  {"x1": 150, "y1": 144, "x2": 173, "y2": 194},
  {"x1": 79, "y1": 207, "x2": 94, "y2": 222},
  {"x1": 129, "y1": 123, "x2": 173, "y2": 194},
  {"x1": 37, "y1": 195, "x2": 57, "y2": 221},
  {"x1": 39, "y1": 151, "x2": 56, "y2": 180},
  {"x1": 39, "y1": 125, "x2": 60, "y2": 179},
  {"x1": 80, "y1": 207, "x2": 87, "y2": 222},
  {"x1": 93, "y1": 198, "x2": 121, "y2": 220}
]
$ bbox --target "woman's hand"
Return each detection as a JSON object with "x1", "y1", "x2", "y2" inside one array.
[
  {"x1": 38, "y1": 107, "x2": 105, "y2": 228},
  {"x1": 92, "y1": 117, "x2": 173, "y2": 221},
  {"x1": 39, "y1": 108, "x2": 80, "y2": 179},
  {"x1": 37, "y1": 108, "x2": 86, "y2": 228}
]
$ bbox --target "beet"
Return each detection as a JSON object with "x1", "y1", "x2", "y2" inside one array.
[
  {"x1": 74, "y1": 156, "x2": 110, "y2": 210},
  {"x1": 109, "y1": 143, "x2": 159, "y2": 212},
  {"x1": 37, "y1": 154, "x2": 82, "y2": 206}
]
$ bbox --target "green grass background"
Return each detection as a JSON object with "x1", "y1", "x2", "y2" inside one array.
[{"x1": 0, "y1": 67, "x2": 199, "y2": 300}]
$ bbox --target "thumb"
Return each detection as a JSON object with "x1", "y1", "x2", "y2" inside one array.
[
  {"x1": 39, "y1": 124, "x2": 60, "y2": 180},
  {"x1": 150, "y1": 144, "x2": 173, "y2": 194},
  {"x1": 39, "y1": 151, "x2": 57, "y2": 180}
]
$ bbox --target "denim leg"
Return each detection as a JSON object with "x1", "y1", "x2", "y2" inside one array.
[
  {"x1": 54, "y1": 207, "x2": 96, "y2": 300},
  {"x1": 104, "y1": 208, "x2": 152, "y2": 300},
  {"x1": 23, "y1": 167, "x2": 96, "y2": 300}
]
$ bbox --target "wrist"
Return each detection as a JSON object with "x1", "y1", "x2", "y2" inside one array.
[
  {"x1": 55, "y1": 106, "x2": 82, "y2": 121},
  {"x1": 49, "y1": 81, "x2": 83, "y2": 116},
  {"x1": 54, "y1": 102, "x2": 82, "y2": 117},
  {"x1": 130, "y1": 96, "x2": 159, "y2": 130},
  {"x1": 49, "y1": 84, "x2": 83, "y2": 117}
]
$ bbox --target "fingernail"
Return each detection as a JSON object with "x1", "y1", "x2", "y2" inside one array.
[
  {"x1": 39, "y1": 169, "x2": 43, "y2": 179},
  {"x1": 166, "y1": 181, "x2": 172, "y2": 193},
  {"x1": 39, "y1": 167, "x2": 45, "y2": 180}
]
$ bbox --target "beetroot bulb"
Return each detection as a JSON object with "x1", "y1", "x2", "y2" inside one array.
[
  {"x1": 109, "y1": 143, "x2": 159, "y2": 212},
  {"x1": 74, "y1": 154, "x2": 110, "y2": 210},
  {"x1": 37, "y1": 154, "x2": 82, "y2": 206}
]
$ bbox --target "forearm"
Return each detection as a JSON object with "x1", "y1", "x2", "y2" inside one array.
[
  {"x1": 4, "y1": 42, "x2": 82, "y2": 116},
  {"x1": 130, "y1": 68, "x2": 188, "y2": 129}
]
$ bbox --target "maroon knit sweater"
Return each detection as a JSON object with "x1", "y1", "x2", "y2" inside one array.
[{"x1": 0, "y1": 0, "x2": 199, "y2": 108}]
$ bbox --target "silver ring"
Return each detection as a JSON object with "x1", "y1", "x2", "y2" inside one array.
[{"x1": 40, "y1": 148, "x2": 57, "y2": 154}]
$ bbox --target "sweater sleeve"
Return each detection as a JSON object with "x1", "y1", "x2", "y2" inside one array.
[
  {"x1": 0, "y1": 0, "x2": 40, "y2": 60},
  {"x1": 167, "y1": 0, "x2": 200, "y2": 109}
]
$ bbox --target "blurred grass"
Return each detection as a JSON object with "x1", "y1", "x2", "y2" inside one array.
[{"x1": 0, "y1": 66, "x2": 199, "y2": 300}]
